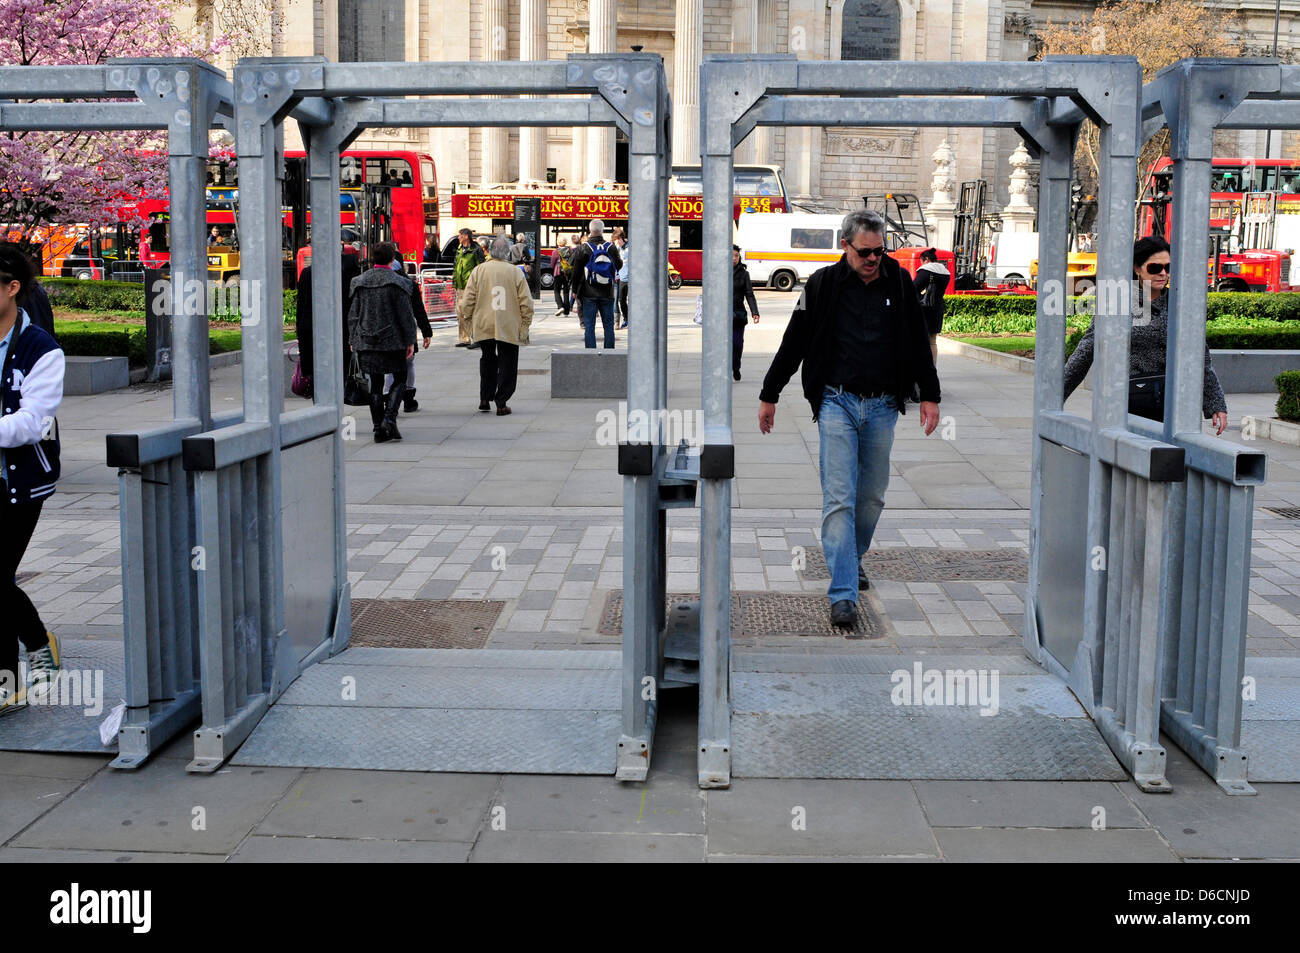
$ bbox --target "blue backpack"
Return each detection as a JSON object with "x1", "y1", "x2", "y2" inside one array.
[{"x1": 584, "y1": 241, "x2": 616, "y2": 287}]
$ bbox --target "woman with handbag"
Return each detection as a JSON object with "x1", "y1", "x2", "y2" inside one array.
[{"x1": 1063, "y1": 236, "x2": 1228, "y2": 434}]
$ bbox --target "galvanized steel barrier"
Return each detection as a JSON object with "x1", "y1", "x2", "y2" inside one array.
[
  {"x1": 0, "y1": 59, "x2": 238, "y2": 766},
  {"x1": 176, "y1": 55, "x2": 672, "y2": 776},
  {"x1": 698, "y1": 54, "x2": 1189, "y2": 791},
  {"x1": 1132, "y1": 58, "x2": 1281, "y2": 794}
]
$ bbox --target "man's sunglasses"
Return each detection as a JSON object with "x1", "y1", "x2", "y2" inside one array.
[
  {"x1": 1144, "y1": 262, "x2": 1170, "y2": 275},
  {"x1": 848, "y1": 244, "x2": 887, "y2": 259}
]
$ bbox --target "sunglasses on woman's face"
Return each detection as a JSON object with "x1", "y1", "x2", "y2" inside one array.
[{"x1": 1144, "y1": 262, "x2": 1171, "y2": 275}]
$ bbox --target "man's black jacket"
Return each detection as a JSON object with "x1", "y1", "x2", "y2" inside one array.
[{"x1": 759, "y1": 252, "x2": 941, "y2": 420}]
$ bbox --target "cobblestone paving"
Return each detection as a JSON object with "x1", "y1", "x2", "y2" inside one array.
[{"x1": 25, "y1": 502, "x2": 1300, "y2": 656}]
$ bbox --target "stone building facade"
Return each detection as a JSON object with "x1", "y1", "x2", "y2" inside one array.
[{"x1": 197, "y1": 0, "x2": 1300, "y2": 216}]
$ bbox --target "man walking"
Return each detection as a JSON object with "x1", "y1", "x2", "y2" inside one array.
[
  {"x1": 348, "y1": 242, "x2": 417, "y2": 442},
  {"x1": 457, "y1": 236, "x2": 533, "y2": 416},
  {"x1": 758, "y1": 210, "x2": 941, "y2": 628},
  {"x1": 552, "y1": 235, "x2": 574, "y2": 317},
  {"x1": 571, "y1": 218, "x2": 621, "y2": 349},
  {"x1": 451, "y1": 227, "x2": 485, "y2": 349}
]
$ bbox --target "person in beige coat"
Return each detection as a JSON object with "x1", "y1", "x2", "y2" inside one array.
[{"x1": 457, "y1": 236, "x2": 534, "y2": 415}]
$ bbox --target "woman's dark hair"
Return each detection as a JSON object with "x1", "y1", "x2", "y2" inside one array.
[
  {"x1": 1133, "y1": 236, "x2": 1170, "y2": 269},
  {"x1": 0, "y1": 242, "x2": 35, "y2": 292},
  {"x1": 919, "y1": 247, "x2": 938, "y2": 262}
]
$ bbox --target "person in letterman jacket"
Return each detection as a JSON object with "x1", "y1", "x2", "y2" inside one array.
[{"x1": 0, "y1": 243, "x2": 64, "y2": 715}]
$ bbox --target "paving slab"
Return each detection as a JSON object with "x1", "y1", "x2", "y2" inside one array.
[
  {"x1": 11, "y1": 759, "x2": 303, "y2": 855},
  {"x1": 0, "y1": 751, "x2": 109, "y2": 781},
  {"x1": 0, "y1": 847, "x2": 224, "y2": 863},
  {"x1": 934, "y1": 828, "x2": 1179, "y2": 863},
  {"x1": 229, "y1": 835, "x2": 472, "y2": 863},
  {"x1": 0, "y1": 774, "x2": 81, "y2": 844},
  {"x1": 704, "y1": 779, "x2": 938, "y2": 857},
  {"x1": 914, "y1": 780, "x2": 1147, "y2": 829},
  {"x1": 468, "y1": 830, "x2": 705, "y2": 863},
  {"x1": 254, "y1": 769, "x2": 499, "y2": 842}
]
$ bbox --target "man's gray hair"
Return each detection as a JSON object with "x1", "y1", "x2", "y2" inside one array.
[
  {"x1": 489, "y1": 236, "x2": 513, "y2": 260},
  {"x1": 588, "y1": 218, "x2": 605, "y2": 237},
  {"x1": 841, "y1": 209, "x2": 887, "y2": 244}
]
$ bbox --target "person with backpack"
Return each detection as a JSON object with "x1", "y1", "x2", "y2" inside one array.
[
  {"x1": 0, "y1": 244, "x2": 65, "y2": 715},
  {"x1": 552, "y1": 235, "x2": 574, "y2": 317},
  {"x1": 451, "y1": 228, "x2": 486, "y2": 349},
  {"x1": 571, "y1": 218, "x2": 622, "y2": 349}
]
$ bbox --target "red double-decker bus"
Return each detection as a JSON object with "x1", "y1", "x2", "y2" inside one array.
[{"x1": 447, "y1": 164, "x2": 787, "y2": 281}]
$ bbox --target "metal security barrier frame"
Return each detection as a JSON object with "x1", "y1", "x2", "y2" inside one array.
[
  {"x1": 698, "y1": 54, "x2": 1185, "y2": 791},
  {"x1": 1135, "y1": 58, "x2": 1278, "y2": 794},
  {"x1": 0, "y1": 60, "x2": 239, "y2": 767},
  {"x1": 180, "y1": 55, "x2": 673, "y2": 777}
]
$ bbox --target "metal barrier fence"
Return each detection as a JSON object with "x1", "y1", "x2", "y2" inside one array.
[
  {"x1": 1136, "y1": 58, "x2": 1279, "y2": 794},
  {"x1": 173, "y1": 55, "x2": 671, "y2": 777},
  {"x1": 699, "y1": 54, "x2": 1187, "y2": 791},
  {"x1": 0, "y1": 59, "x2": 235, "y2": 766}
]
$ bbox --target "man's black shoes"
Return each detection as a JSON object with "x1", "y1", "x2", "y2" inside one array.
[
  {"x1": 830, "y1": 600, "x2": 856, "y2": 628},
  {"x1": 859, "y1": 568, "x2": 870, "y2": 590}
]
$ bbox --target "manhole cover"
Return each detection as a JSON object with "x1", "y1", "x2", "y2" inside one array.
[
  {"x1": 350, "y1": 599, "x2": 503, "y2": 649},
  {"x1": 599, "y1": 591, "x2": 883, "y2": 639},
  {"x1": 1265, "y1": 507, "x2": 1300, "y2": 520},
  {"x1": 800, "y1": 546, "x2": 1028, "y2": 582}
]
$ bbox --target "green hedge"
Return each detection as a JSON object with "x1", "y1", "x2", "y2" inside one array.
[
  {"x1": 1276, "y1": 371, "x2": 1300, "y2": 422},
  {"x1": 44, "y1": 277, "x2": 297, "y2": 323},
  {"x1": 54, "y1": 321, "x2": 257, "y2": 366},
  {"x1": 1206, "y1": 292, "x2": 1300, "y2": 322},
  {"x1": 943, "y1": 291, "x2": 1300, "y2": 334}
]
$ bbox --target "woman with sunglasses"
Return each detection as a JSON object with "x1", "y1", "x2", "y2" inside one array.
[{"x1": 1063, "y1": 236, "x2": 1228, "y2": 435}]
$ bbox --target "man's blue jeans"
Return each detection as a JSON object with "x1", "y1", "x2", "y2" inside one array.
[
  {"x1": 817, "y1": 386, "x2": 899, "y2": 604},
  {"x1": 582, "y1": 297, "x2": 616, "y2": 349}
]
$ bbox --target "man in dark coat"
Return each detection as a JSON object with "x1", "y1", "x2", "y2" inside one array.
[
  {"x1": 759, "y1": 210, "x2": 941, "y2": 629},
  {"x1": 295, "y1": 248, "x2": 362, "y2": 394},
  {"x1": 347, "y1": 243, "x2": 416, "y2": 442}
]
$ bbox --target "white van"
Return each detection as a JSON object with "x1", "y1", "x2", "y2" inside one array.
[
  {"x1": 735, "y1": 212, "x2": 845, "y2": 291},
  {"x1": 988, "y1": 231, "x2": 1039, "y2": 284}
]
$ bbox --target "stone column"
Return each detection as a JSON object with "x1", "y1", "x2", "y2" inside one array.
[
  {"x1": 751, "y1": 0, "x2": 777, "y2": 165},
  {"x1": 519, "y1": 0, "x2": 548, "y2": 183},
  {"x1": 672, "y1": 0, "x2": 702, "y2": 166},
  {"x1": 925, "y1": 138, "x2": 958, "y2": 252},
  {"x1": 785, "y1": 0, "x2": 825, "y2": 200},
  {"x1": 732, "y1": 0, "x2": 758, "y2": 164},
  {"x1": 586, "y1": 0, "x2": 618, "y2": 184},
  {"x1": 481, "y1": 0, "x2": 510, "y2": 184},
  {"x1": 1000, "y1": 142, "x2": 1037, "y2": 233}
]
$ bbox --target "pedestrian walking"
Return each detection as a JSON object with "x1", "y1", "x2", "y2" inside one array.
[
  {"x1": 1063, "y1": 236, "x2": 1228, "y2": 433},
  {"x1": 386, "y1": 256, "x2": 433, "y2": 412},
  {"x1": 913, "y1": 247, "x2": 950, "y2": 367},
  {"x1": 347, "y1": 242, "x2": 417, "y2": 443},
  {"x1": 451, "y1": 228, "x2": 486, "y2": 349},
  {"x1": 457, "y1": 236, "x2": 533, "y2": 416},
  {"x1": 552, "y1": 235, "x2": 574, "y2": 317},
  {"x1": 0, "y1": 244, "x2": 65, "y2": 715},
  {"x1": 615, "y1": 229, "x2": 630, "y2": 329},
  {"x1": 509, "y1": 232, "x2": 533, "y2": 278},
  {"x1": 296, "y1": 248, "x2": 363, "y2": 400},
  {"x1": 571, "y1": 218, "x2": 622, "y2": 349},
  {"x1": 732, "y1": 244, "x2": 759, "y2": 381},
  {"x1": 758, "y1": 209, "x2": 941, "y2": 629}
]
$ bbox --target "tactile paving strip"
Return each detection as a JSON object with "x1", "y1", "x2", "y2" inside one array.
[
  {"x1": 731, "y1": 658, "x2": 1125, "y2": 780},
  {"x1": 599, "y1": 591, "x2": 884, "y2": 639},
  {"x1": 0, "y1": 639, "x2": 122, "y2": 753},
  {"x1": 350, "y1": 599, "x2": 503, "y2": 649},
  {"x1": 800, "y1": 546, "x2": 1029, "y2": 582},
  {"x1": 231, "y1": 648, "x2": 620, "y2": 774}
]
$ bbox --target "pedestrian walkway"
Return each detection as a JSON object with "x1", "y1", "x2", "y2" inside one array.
[{"x1": 4, "y1": 287, "x2": 1298, "y2": 860}]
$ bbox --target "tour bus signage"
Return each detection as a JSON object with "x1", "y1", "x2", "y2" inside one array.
[{"x1": 452, "y1": 193, "x2": 704, "y2": 221}]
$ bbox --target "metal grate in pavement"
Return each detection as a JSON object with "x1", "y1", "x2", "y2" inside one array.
[
  {"x1": 1264, "y1": 507, "x2": 1300, "y2": 520},
  {"x1": 517, "y1": 368, "x2": 549, "y2": 375},
  {"x1": 349, "y1": 599, "x2": 503, "y2": 649},
  {"x1": 800, "y1": 546, "x2": 1029, "y2": 583},
  {"x1": 599, "y1": 591, "x2": 884, "y2": 639}
]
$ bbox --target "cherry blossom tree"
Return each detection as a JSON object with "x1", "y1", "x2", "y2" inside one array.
[{"x1": 0, "y1": 0, "x2": 229, "y2": 244}]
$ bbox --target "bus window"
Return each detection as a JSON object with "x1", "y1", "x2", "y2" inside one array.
[
  {"x1": 340, "y1": 156, "x2": 363, "y2": 189},
  {"x1": 365, "y1": 157, "x2": 414, "y2": 187},
  {"x1": 791, "y1": 228, "x2": 834, "y2": 249},
  {"x1": 148, "y1": 218, "x2": 170, "y2": 254},
  {"x1": 207, "y1": 160, "x2": 236, "y2": 187},
  {"x1": 735, "y1": 168, "x2": 783, "y2": 197},
  {"x1": 420, "y1": 159, "x2": 436, "y2": 198},
  {"x1": 1212, "y1": 169, "x2": 1244, "y2": 192}
]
